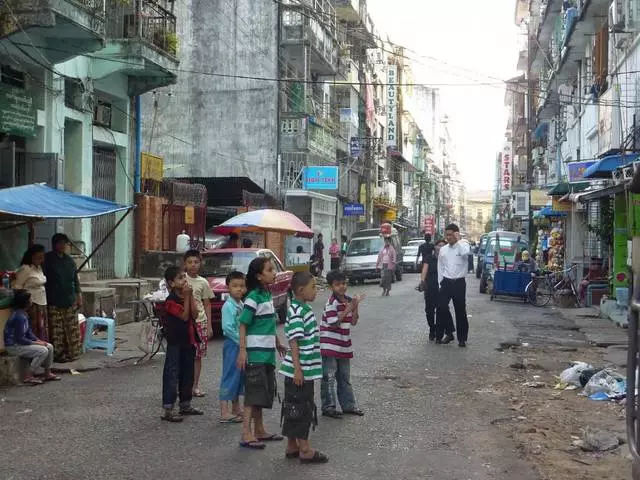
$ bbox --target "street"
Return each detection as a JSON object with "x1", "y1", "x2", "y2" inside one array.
[{"x1": 0, "y1": 274, "x2": 598, "y2": 480}]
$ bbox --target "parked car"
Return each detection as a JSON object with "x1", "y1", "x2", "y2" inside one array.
[
  {"x1": 479, "y1": 232, "x2": 529, "y2": 294},
  {"x1": 401, "y1": 244, "x2": 421, "y2": 272},
  {"x1": 342, "y1": 227, "x2": 403, "y2": 284},
  {"x1": 476, "y1": 233, "x2": 488, "y2": 278},
  {"x1": 201, "y1": 248, "x2": 293, "y2": 329}
]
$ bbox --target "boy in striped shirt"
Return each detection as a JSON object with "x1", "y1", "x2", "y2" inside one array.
[
  {"x1": 280, "y1": 271, "x2": 328, "y2": 463},
  {"x1": 320, "y1": 270, "x2": 365, "y2": 418}
]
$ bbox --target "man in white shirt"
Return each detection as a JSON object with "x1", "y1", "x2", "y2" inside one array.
[{"x1": 437, "y1": 223, "x2": 471, "y2": 347}]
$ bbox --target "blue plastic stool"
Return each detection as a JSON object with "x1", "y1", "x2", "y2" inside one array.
[{"x1": 83, "y1": 317, "x2": 116, "y2": 356}]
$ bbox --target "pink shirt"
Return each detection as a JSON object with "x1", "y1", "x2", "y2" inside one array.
[
  {"x1": 376, "y1": 245, "x2": 397, "y2": 270},
  {"x1": 329, "y1": 243, "x2": 340, "y2": 258}
]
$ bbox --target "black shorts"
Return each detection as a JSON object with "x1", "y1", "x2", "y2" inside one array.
[
  {"x1": 281, "y1": 377, "x2": 316, "y2": 440},
  {"x1": 244, "y1": 364, "x2": 276, "y2": 409}
]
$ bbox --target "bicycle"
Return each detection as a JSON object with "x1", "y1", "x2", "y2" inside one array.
[{"x1": 525, "y1": 265, "x2": 582, "y2": 307}]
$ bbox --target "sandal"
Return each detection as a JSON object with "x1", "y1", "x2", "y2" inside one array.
[
  {"x1": 322, "y1": 409, "x2": 342, "y2": 419},
  {"x1": 179, "y1": 406, "x2": 204, "y2": 416},
  {"x1": 23, "y1": 377, "x2": 43, "y2": 386},
  {"x1": 257, "y1": 433, "x2": 284, "y2": 442},
  {"x1": 342, "y1": 408, "x2": 364, "y2": 416},
  {"x1": 43, "y1": 373, "x2": 61, "y2": 382},
  {"x1": 300, "y1": 451, "x2": 329, "y2": 464},
  {"x1": 239, "y1": 440, "x2": 266, "y2": 450},
  {"x1": 192, "y1": 390, "x2": 206, "y2": 398},
  {"x1": 220, "y1": 416, "x2": 243, "y2": 424},
  {"x1": 285, "y1": 451, "x2": 300, "y2": 459}
]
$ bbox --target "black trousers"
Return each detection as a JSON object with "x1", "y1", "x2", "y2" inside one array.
[
  {"x1": 423, "y1": 281, "x2": 439, "y2": 330},
  {"x1": 437, "y1": 278, "x2": 469, "y2": 342},
  {"x1": 162, "y1": 344, "x2": 195, "y2": 408}
]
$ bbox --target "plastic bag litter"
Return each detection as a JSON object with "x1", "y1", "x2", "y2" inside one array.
[
  {"x1": 582, "y1": 369, "x2": 626, "y2": 398},
  {"x1": 560, "y1": 361, "x2": 594, "y2": 386}
]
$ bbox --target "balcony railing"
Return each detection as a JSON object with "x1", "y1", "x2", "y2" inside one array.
[
  {"x1": 280, "y1": 117, "x2": 337, "y2": 160},
  {"x1": 105, "y1": 0, "x2": 177, "y2": 56},
  {"x1": 281, "y1": 9, "x2": 338, "y2": 71}
]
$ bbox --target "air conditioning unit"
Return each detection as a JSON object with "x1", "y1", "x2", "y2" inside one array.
[
  {"x1": 94, "y1": 100, "x2": 112, "y2": 128},
  {"x1": 610, "y1": 0, "x2": 626, "y2": 32},
  {"x1": 623, "y1": 165, "x2": 635, "y2": 181},
  {"x1": 612, "y1": 167, "x2": 625, "y2": 184}
]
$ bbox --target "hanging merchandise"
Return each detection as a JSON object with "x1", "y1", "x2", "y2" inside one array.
[{"x1": 547, "y1": 221, "x2": 565, "y2": 271}]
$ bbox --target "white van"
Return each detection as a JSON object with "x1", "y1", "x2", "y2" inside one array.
[{"x1": 342, "y1": 228, "x2": 403, "y2": 284}]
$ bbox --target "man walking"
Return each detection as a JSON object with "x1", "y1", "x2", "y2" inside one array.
[
  {"x1": 420, "y1": 239, "x2": 448, "y2": 341},
  {"x1": 437, "y1": 224, "x2": 471, "y2": 347}
]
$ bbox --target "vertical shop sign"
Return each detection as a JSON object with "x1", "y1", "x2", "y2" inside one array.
[
  {"x1": 386, "y1": 65, "x2": 397, "y2": 148},
  {"x1": 501, "y1": 142, "x2": 512, "y2": 197}
]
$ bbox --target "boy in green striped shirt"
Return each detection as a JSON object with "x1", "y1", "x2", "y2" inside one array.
[{"x1": 279, "y1": 272, "x2": 328, "y2": 464}]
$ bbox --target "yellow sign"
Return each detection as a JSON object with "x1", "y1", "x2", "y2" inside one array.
[
  {"x1": 530, "y1": 189, "x2": 549, "y2": 207},
  {"x1": 551, "y1": 198, "x2": 572, "y2": 212},
  {"x1": 382, "y1": 209, "x2": 397, "y2": 221},
  {"x1": 184, "y1": 206, "x2": 195, "y2": 225},
  {"x1": 141, "y1": 152, "x2": 164, "y2": 181}
]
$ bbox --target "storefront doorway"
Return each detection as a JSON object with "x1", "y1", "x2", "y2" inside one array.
[{"x1": 92, "y1": 147, "x2": 117, "y2": 279}]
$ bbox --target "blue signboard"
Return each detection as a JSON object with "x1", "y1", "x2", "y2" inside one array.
[
  {"x1": 343, "y1": 203, "x2": 365, "y2": 216},
  {"x1": 303, "y1": 166, "x2": 339, "y2": 190},
  {"x1": 350, "y1": 136, "x2": 361, "y2": 158}
]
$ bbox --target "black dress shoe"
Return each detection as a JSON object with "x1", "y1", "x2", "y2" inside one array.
[
  {"x1": 458, "y1": 342, "x2": 466, "y2": 348},
  {"x1": 428, "y1": 331, "x2": 435, "y2": 341},
  {"x1": 442, "y1": 334, "x2": 455, "y2": 344},
  {"x1": 435, "y1": 338, "x2": 443, "y2": 344}
]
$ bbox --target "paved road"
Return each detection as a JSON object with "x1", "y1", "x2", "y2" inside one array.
[{"x1": 0, "y1": 273, "x2": 545, "y2": 480}]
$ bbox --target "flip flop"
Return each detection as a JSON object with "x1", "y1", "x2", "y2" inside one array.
[
  {"x1": 23, "y1": 377, "x2": 43, "y2": 386},
  {"x1": 193, "y1": 390, "x2": 207, "y2": 398},
  {"x1": 220, "y1": 416, "x2": 242, "y2": 424},
  {"x1": 239, "y1": 440, "x2": 265, "y2": 450},
  {"x1": 43, "y1": 374, "x2": 61, "y2": 382},
  {"x1": 258, "y1": 433, "x2": 284, "y2": 442},
  {"x1": 342, "y1": 409, "x2": 364, "y2": 416},
  {"x1": 300, "y1": 451, "x2": 329, "y2": 464},
  {"x1": 285, "y1": 451, "x2": 300, "y2": 459}
]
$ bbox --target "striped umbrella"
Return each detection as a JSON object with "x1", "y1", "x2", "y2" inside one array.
[{"x1": 212, "y1": 209, "x2": 313, "y2": 238}]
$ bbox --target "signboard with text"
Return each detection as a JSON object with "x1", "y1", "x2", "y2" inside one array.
[
  {"x1": 501, "y1": 142, "x2": 512, "y2": 197},
  {"x1": 343, "y1": 203, "x2": 365, "y2": 216},
  {"x1": 386, "y1": 65, "x2": 397, "y2": 147},
  {"x1": 350, "y1": 136, "x2": 361, "y2": 158},
  {"x1": 423, "y1": 215, "x2": 435, "y2": 235},
  {"x1": 303, "y1": 166, "x2": 339, "y2": 190},
  {"x1": 0, "y1": 84, "x2": 36, "y2": 137},
  {"x1": 566, "y1": 160, "x2": 596, "y2": 183}
]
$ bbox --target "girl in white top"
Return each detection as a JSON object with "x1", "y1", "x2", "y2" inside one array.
[{"x1": 14, "y1": 244, "x2": 49, "y2": 341}]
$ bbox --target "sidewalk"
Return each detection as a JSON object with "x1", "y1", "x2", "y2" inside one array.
[{"x1": 557, "y1": 306, "x2": 628, "y2": 369}]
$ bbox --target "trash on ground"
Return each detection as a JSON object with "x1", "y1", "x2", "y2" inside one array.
[
  {"x1": 70, "y1": 369, "x2": 81, "y2": 375},
  {"x1": 16, "y1": 408, "x2": 32, "y2": 414},
  {"x1": 582, "y1": 369, "x2": 626, "y2": 399},
  {"x1": 523, "y1": 381, "x2": 546, "y2": 388},
  {"x1": 559, "y1": 361, "x2": 594, "y2": 387},
  {"x1": 580, "y1": 426, "x2": 621, "y2": 452}
]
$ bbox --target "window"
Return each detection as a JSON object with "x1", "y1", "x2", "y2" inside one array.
[{"x1": 1, "y1": 65, "x2": 25, "y2": 88}]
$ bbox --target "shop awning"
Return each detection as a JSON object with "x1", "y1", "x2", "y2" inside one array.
[
  {"x1": 535, "y1": 206, "x2": 568, "y2": 218},
  {"x1": 579, "y1": 183, "x2": 627, "y2": 202},
  {"x1": 583, "y1": 154, "x2": 640, "y2": 179},
  {"x1": 0, "y1": 184, "x2": 132, "y2": 219},
  {"x1": 546, "y1": 181, "x2": 590, "y2": 196}
]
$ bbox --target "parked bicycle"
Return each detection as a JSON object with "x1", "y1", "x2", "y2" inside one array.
[{"x1": 525, "y1": 265, "x2": 582, "y2": 307}]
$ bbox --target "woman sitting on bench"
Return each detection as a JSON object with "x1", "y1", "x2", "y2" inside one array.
[{"x1": 3, "y1": 290, "x2": 60, "y2": 385}]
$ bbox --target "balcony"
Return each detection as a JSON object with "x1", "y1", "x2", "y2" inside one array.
[
  {"x1": 280, "y1": 116, "x2": 337, "y2": 160},
  {"x1": 335, "y1": 0, "x2": 376, "y2": 48},
  {"x1": 0, "y1": 0, "x2": 106, "y2": 65},
  {"x1": 280, "y1": 5, "x2": 338, "y2": 75},
  {"x1": 95, "y1": 0, "x2": 177, "y2": 95}
]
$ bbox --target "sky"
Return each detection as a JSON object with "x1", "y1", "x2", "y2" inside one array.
[{"x1": 367, "y1": 0, "x2": 522, "y2": 192}]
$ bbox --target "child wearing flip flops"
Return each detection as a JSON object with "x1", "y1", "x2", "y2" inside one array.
[
  {"x1": 280, "y1": 272, "x2": 328, "y2": 464},
  {"x1": 237, "y1": 257, "x2": 287, "y2": 450},
  {"x1": 219, "y1": 271, "x2": 246, "y2": 424}
]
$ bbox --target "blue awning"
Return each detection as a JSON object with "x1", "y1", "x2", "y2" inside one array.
[
  {"x1": 583, "y1": 154, "x2": 640, "y2": 179},
  {"x1": 535, "y1": 206, "x2": 567, "y2": 218},
  {"x1": 0, "y1": 184, "x2": 133, "y2": 219}
]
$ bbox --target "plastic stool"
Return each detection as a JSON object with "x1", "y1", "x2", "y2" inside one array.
[{"x1": 83, "y1": 317, "x2": 116, "y2": 356}]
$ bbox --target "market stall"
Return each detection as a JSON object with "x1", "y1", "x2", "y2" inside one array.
[{"x1": 0, "y1": 183, "x2": 134, "y2": 352}]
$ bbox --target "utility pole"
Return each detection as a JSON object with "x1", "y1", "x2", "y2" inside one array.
[
  {"x1": 365, "y1": 139, "x2": 373, "y2": 228},
  {"x1": 417, "y1": 173, "x2": 423, "y2": 231},
  {"x1": 525, "y1": 0, "x2": 534, "y2": 241}
]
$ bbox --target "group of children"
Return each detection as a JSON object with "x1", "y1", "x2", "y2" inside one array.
[{"x1": 161, "y1": 250, "x2": 365, "y2": 464}]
